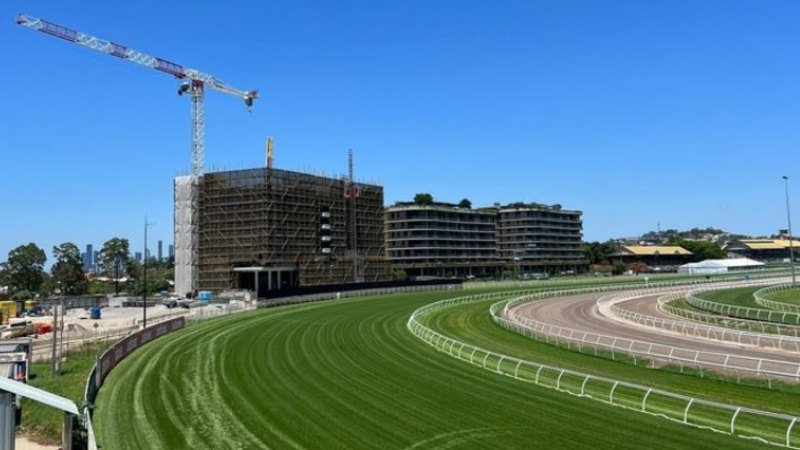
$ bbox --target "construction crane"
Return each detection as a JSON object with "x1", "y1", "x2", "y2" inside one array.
[{"x1": 16, "y1": 13, "x2": 258, "y2": 176}]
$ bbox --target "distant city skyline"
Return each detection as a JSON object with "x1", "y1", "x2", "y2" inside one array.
[{"x1": 73, "y1": 240, "x2": 174, "y2": 270}]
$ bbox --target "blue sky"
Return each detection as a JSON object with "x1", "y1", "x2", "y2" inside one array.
[{"x1": 2, "y1": 0, "x2": 799, "y2": 262}]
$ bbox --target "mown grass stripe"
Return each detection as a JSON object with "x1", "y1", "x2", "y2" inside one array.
[{"x1": 96, "y1": 291, "x2": 777, "y2": 449}]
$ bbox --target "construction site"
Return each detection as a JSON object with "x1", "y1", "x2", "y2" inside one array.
[{"x1": 175, "y1": 155, "x2": 390, "y2": 297}]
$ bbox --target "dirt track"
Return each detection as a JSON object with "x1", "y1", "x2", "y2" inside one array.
[{"x1": 508, "y1": 289, "x2": 800, "y2": 378}]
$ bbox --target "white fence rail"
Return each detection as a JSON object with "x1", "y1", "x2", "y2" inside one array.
[
  {"x1": 659, "y1": 294, "x2": 800, "y2": 337},
  {"x1": 687, "y1": 287, "x2": 800, "y2": 325},
  {"x1": 463, "y1": 267, "x2": 794, "y2": 291},
  {"x1": 598, "y1": 283, "x2": 800, "y2": 354},
  {"x1": 407, "y1": 288, "x2": 800, "y2": 448},
  {"x1": 256, "y1": 283, "x2": 462, "y2": 308},
  {"x1": 507, "y1": 295, "x2": 800, "y2": 382},
  {"x1": 755, "y1": 285, "x2": 800, "y2": 314}
]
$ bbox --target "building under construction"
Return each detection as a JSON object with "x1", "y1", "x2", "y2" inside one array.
[{"x1": 174, "y1": 166, "x2": 389, "y2": 297}]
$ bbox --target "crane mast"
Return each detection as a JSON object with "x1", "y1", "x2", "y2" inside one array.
[{"x1": 16, "y1": 13, "x2": 258, "y2": 176}]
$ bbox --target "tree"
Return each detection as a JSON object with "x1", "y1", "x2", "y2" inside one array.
[
  {"x1": 99, "y1": 238, "x2": 131, "y2": 295},
  {"x1": 0, "y1": 263, "x2": 9, "y2": 296},
  {"x1": 458, "y1": 198, "x2": 472, "y2": 209},
  {"x1": 581, "y1": 243, "x2": 601, "y2": 264},
  {"x1": 413, "y1": 193, "x2": 434, "y2": 205},
  {"x1": 39, "y1": 272, "x2": 55, "y2": 298},
  {"x1": 51, "y1": 242, "x2": 88, "y2": 296},
  {"x1": 581, "y1": 241, "x2": 619, "y2": 265},
  {"x1": 6, "y1": 243, "x2": 47, "y2": 295},
  {"x1": 391, "y1": 269, "x2": 408, "y2": 281},
  {"x1": 667, "y1": 239, "x2": 725, "y2": 262},
  {"x1": 629, "y1": 261, "x2": 648, "y2": 275},
  {"x1": 612, "y1": 260, "x2": 627, "y2": 275}
]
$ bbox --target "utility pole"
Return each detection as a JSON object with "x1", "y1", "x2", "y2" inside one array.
[
  {"x1": 784, "y1": 176, "x2": 796, "y2": 287},
  {"x1": 144, "y1": 217, "x2": 155, "y2": 328},
  {"x1": 114, "y1": 259, "x2": 120, "y2": 296},
  {"x1": 51, "y1": 303, "x2": 59, "y2": 376},
  {"x1": 59, "y1": 299, "x2": 65, "y2": 368}
]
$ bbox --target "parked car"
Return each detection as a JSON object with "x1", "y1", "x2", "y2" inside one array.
[
  {"x1": 162, "y1": 298, "x2": 178, "y2": 308},
  {"x1": 178, "y1": 298, "x2": 197, "y2": 309}
]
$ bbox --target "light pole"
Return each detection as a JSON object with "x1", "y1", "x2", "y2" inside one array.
[
  {"x1": 143, "y1": 217, "x2": 155, "y2": 328},
  {"x1": 114, "y1": 259, "x2": 120, "y2": 296},
  {"x1": 784, "y1": 176, "x2": 796, "y2": 287}
]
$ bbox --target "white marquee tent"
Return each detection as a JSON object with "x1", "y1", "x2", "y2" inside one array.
[{"x1": 678, "y1": 258, "x2": 765, "y2": 275}]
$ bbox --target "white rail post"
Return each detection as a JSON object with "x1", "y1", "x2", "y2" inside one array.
[
  {"x1": 514, "y1": 360, "x2": 523, "y2": 379},
  {"x1": 609, "y1": 381, "x2": 619, "y2": 404},
  {"x1": 0, "y1": 391, "x2": 14, "y2": 450},
  {"x1": 63, "y1": 411, "x2": 73, "y2": 450},
  {"x1": 788, "y1": 417, "x2": 797, "y2": 448},
  {"x1": 730, "y1": 407, "x2": 741, "y2": 434},
  {"x1": 535, "y1": 366, "x2": 544, "y2": 385},
  {"x1": 641, "y1": 388, "x2": 652, "y2": 412},
  {"x1": 683, "y1": 398, "x2": 694, "y2": 424}
]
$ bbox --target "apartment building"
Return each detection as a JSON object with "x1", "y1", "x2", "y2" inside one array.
[{"x1": 385, "y1": 202, "x2": 587, "y2": 278}]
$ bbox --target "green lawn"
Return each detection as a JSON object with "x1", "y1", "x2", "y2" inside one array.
[
  {"x1": 22, "y1": 342, "x2": 109, "y2": 445},
  {"x1": 764, "y1": 287, "x2": 800, "y2": 304},
  {"x1": 697, "y1": 286, "x2": 762, "y2": 307},
  {"x1": 694, "y1": 285, "x2": 800, "y2": 324},
  {"x1": 663, "y1": 298, "x2": 796, "y2": 336},
  {"x1": 95, "y1": 290, "x2": 780, "y2": 449},
  {"x1": 423, "y1": 298, "x2": 800, "y2": 413}
]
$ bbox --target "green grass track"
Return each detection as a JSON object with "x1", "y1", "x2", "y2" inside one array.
[
  {"x1": 765, "y1": 287, "x2": 800, "y2": 304},
  {"x1": 424, "y1": 298, "x2": 800, "y2": 413},
  {"x1": 96, "y1": 291, "x2": 774, "y2": 449}
]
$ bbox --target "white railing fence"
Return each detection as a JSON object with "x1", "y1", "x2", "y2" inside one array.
[
  {"x1": 686, "y1": 286, "x2": 800, "y2": 325},
  {"x1": 659, "y1": 294, "x2": 800, "y2": 337},
  {"x1": 407, "y1": 288, "x2": 800, "y2": 448},
  {"x1": 256, "y1": 283, "x2": 462, "y2": 309},
  {"x1": 597, "y1": 283, "x2": 800, "y2": 354},
  {"x1": 501, "y1": 289, "x2": 800, "y2": 384},
  {"x1": 463, "y1": 267, "x2": 794, "y2": 291},
  {"x1": 755, "y1": 285, "x2": 800, "y2": 314}
]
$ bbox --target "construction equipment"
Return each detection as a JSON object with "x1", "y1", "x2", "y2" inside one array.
[{"x1": 16, "y1": 13, "x2": 258, "y2": 176}]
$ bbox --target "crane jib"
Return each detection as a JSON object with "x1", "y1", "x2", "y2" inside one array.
[
  {"x1": 154, "y1": 58, "x2": 186, "y2": 79},
  {"x1": 17, "y1": 12, "x2": 257, "y2": 176},
  {"x1": 31, "y1": 17, "x2": 80, "y2": 43},
  {"x1": 108, "y1": 42, "x2": 127, "y2": 59}
]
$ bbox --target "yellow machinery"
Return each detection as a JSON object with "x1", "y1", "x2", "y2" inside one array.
[{"x1": 0, "y1": 302, "x2": 15, "y2": 325}]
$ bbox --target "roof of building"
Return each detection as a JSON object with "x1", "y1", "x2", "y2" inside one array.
[
  {"x1": 726, "y1": 239, "x2": 800, "y2": 251},
  {"x1": 679, "y1": 258, "x2": 765, "y2": 269},
  {"x1": 622, "y1": 245, "x2": 692, "y2": 256},
  {"x1": 386, "y1": 204, "x2": 497, "y2": 215}
]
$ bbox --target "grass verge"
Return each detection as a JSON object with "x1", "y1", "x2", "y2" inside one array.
[{"x1": 21, "y1": 341, "x2": 111, "y2": 445}]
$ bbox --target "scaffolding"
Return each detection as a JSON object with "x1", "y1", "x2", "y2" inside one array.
[
  {"x1": 191, "y1": 167, "x2": 388, "y2": 293},
  {"x1": 174, "y1": 175, "x2": 199, "y2": 296}
]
